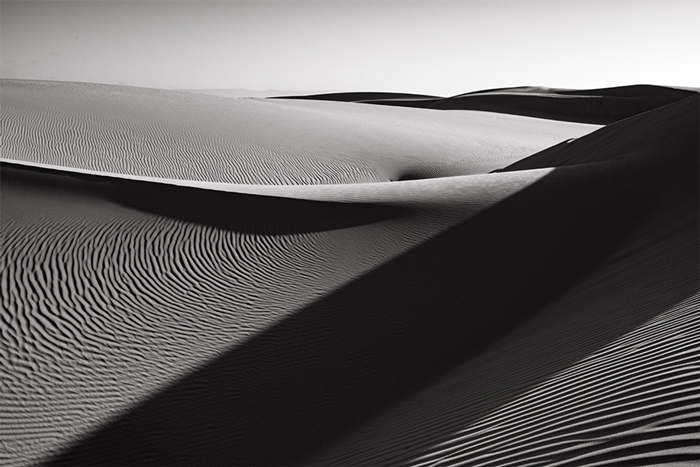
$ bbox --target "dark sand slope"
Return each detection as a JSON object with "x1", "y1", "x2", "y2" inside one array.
[
  {"x1": 497, "y1": 94, "x2": 698, "y2": 171},
  {"x1": 427, "y1": 85, "x2": 697, "y2": 124},
  {"x1": 311, "y1": 97, "x2": 700, "y2": 466},
  {"x1": 1, "y1": 80, "x2": 596, "y2": 183},
  {"x1": 281, "y1": 85, "x2": 696, "y2": 124}
]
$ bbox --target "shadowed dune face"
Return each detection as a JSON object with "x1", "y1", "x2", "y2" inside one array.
[
  {"x1": 497, "y1": 95, "x2": 699, "y2": 172},
  {"x1": 310, "y1": 96, "x2": 700, "y2": 467},
  {"x1": 0, "y1": 79, "x2": 598, "y2": 183},
  {"x1": 1, "y1": 81, "x2": 698, "y2": 467}
]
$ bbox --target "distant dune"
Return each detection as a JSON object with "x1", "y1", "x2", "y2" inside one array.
[
  {"x1": 0, "y1": 80, "x2": 697, "y2": 466},
  {"x1": 1, "y1": 80, "x2": 596, "y2": 184},
  {"x1": 497, "y1": 92, "x2": 698, "y2": 171},
  {"x1": 280, "y1": 84, "x2": 698, "y2": 124}
]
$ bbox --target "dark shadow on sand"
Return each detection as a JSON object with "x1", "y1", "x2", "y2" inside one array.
[
  {"x1": 308, "y1": 149, "x2": 699, "y2": 465},
  {"x1": 109, "y1": 178, "x2": 409, "y2": 235},
  {"x1": 272, "y1": 91, "x2": 441, "y2": 102},
  {"x1": 43, "y1": 152, "x2": 698, "y2": 466},
  {"x1": 0, "y1": 163, "x2": 409, "y2": 235},
  {"x1": 428, "y1": 93, "x2": 651, "y2": 124}
]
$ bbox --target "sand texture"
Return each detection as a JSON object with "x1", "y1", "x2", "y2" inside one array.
[{"x1": 0, "y1": 80, "x2": 697, "y2": 466}]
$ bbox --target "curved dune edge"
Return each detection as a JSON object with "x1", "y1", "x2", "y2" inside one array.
[{"x1": 0, "y1": 157, "x2": 554, "y2": 207}]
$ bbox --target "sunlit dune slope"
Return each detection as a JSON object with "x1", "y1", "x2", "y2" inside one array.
[{"x1": 0, "y1": 79, "x2": 596, "y2": 184}]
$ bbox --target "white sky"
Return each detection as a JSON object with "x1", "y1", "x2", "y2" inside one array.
[{"x1": 1, "y1": 0, "x2": 698, "y2": 95}]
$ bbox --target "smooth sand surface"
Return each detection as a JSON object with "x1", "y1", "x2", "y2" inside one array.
[{"x1": 0, "y1": 81, "x2": 697, "y2": 466}]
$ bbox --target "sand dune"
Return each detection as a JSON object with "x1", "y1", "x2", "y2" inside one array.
[
  {"x1": 496, "y1": 94, "x2": 698, "y2": 171},
  {"x1": 1, "y1": 80, "x2": 596, "y2": 184},
  {"x1": 0, "y1": 81, "x2": 697, "y2": 466},
  {"x1": 280, "y1": 84, "x2": 697, "y2": 124},
  {"x1": 428, "y1": 85, "x2": 697, "y2": 123}
]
